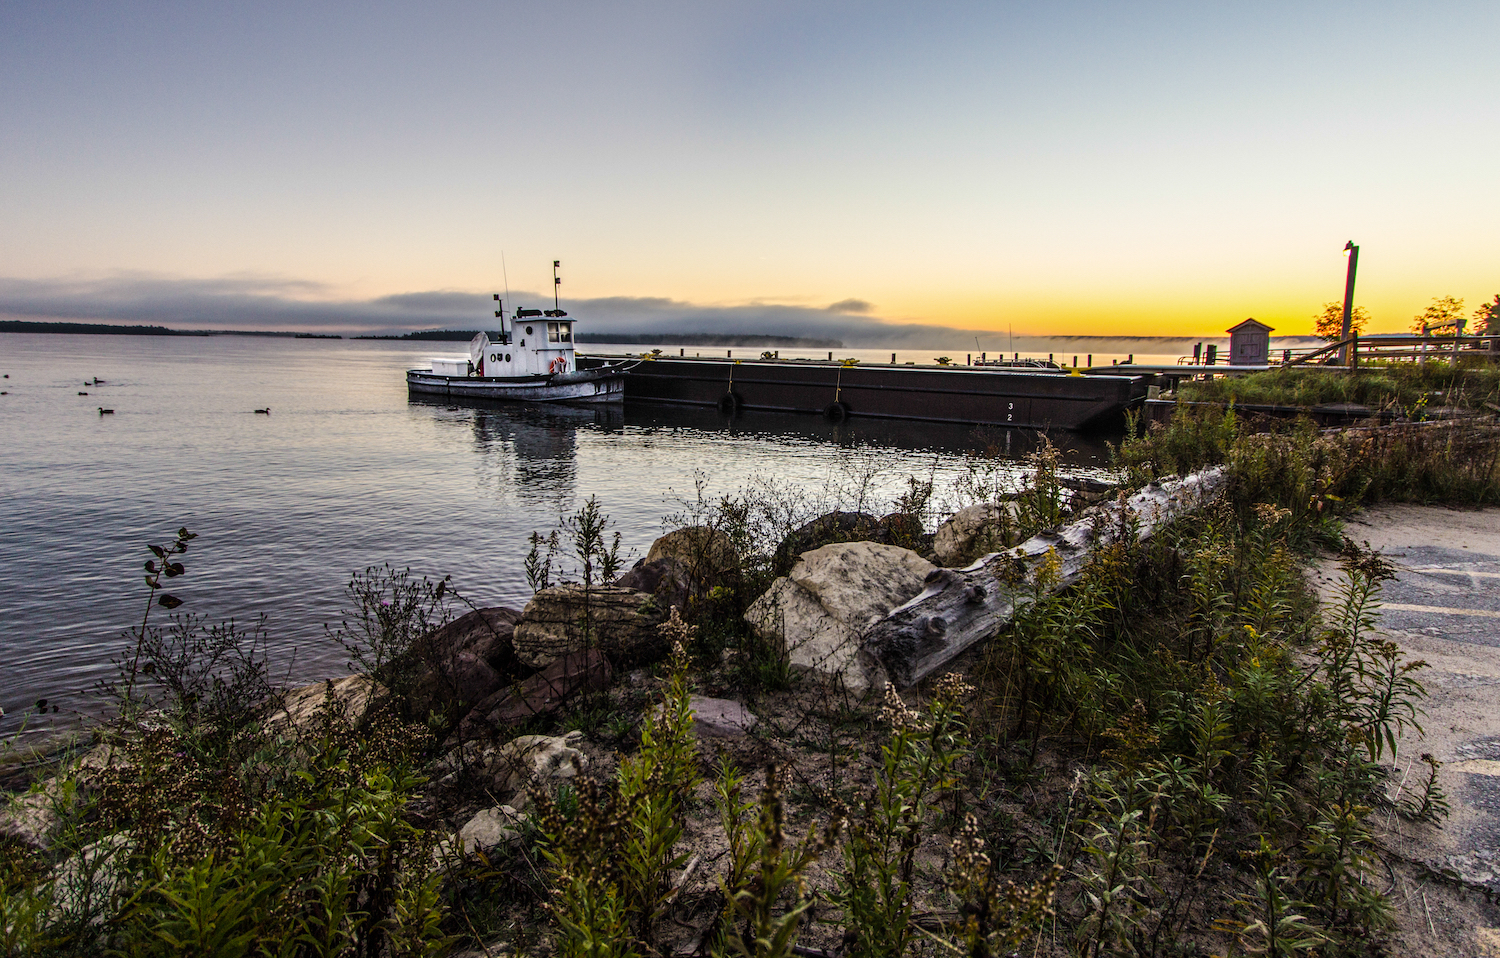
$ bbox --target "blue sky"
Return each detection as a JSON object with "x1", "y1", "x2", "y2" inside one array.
[{"x1": 2, "y1": 1, "x2": 1495, "y2": 340}]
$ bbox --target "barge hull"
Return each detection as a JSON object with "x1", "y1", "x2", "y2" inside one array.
[{"x1": 583, "y1": 357, "x2": 1144, "y2": 430}]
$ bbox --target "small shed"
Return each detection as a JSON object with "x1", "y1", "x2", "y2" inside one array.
[{"x1": 1228, "y1": 318, "x2": 1273, "y2": 366}]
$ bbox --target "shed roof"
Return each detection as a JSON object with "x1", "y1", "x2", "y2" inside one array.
[{"x1": 1228, "y1": 318, "x2": 1274, "y2": 334}]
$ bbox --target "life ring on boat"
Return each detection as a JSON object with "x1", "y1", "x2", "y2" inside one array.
[
  {"x1": 549, "y1": 356, "x2": 567, "y2": 375},
  {"x1": 823, "y1": 401, "x2": 849, "y2": 422},
  {"x1": 717, "y1": 392, "x2": 741, "y2": 415}
]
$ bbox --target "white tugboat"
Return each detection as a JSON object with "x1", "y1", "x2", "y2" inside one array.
[{"x1": 406, "y1": 263, "x2": 632, "y2": 403}]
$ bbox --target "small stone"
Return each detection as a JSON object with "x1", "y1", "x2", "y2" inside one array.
[
  {"x1": 457, "y1": 804, "x2": 527, "y2": 855},
  {"x1": 475, "y1": 731, "x2": 587, "y2": 794},
  {"x1": 687, "y1": 696, "x2": 758, "y2": 738}
]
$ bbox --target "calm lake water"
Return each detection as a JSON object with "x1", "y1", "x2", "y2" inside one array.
[{"x1": 0, "y1": 333, "x2": 1116, "y2": 743}]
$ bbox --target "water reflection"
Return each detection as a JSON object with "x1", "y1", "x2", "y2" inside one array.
[{"x1": 411, "y1": 393, "x2": 1116, "y2": 468}]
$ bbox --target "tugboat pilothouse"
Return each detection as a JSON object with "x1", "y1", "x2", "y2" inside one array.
[{"x1": 406, "y1": 266, "x2": 632, "y2": 403}]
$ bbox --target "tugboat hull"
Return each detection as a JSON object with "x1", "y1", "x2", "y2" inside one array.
[{"x1": 406, "y1": 366, "x2": 626, "y2": 403}]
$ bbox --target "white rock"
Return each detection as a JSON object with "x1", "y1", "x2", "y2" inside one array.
[
  {"x1": 457, "y1": 805, "x2": 527, "y2": 854},
  {"x1": 48, "y1": 833, "x2": 129, "y2": 921},
  {"x1": 933, "y1": 502, "x2": 1017, "y2": 567},
  {"x1": 0, "y1": 787, "x2": 62, "y2": 850},
  {"x1": 746, "y1": 542, "x2": 934, "y2": 693},
  {"x1": 487, "y1": 731, "x2": 588, "y2": 792},
  {"x1": 267, "y1": 675, "x2": 386, "y2": 732},
  {"x1": 790, "y1": 542, "x2": 936, "y2": 628}
]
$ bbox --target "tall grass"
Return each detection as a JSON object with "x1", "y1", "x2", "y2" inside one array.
[{"x1": 1179, "y1": 361, "x2": 1500, "y2": 415}]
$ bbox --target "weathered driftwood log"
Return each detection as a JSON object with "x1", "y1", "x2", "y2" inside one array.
[{"x1": 864, "y1": 468, "x2": 1227, "y2": 689}]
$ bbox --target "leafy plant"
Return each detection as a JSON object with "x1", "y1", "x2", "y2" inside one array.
[
  {"x1": 717, "y1": 766, "x2": 840, "y2": 958},
  {"x1": 328, "y1": 563, "x2": 453, "y2": 706},
  {"x1": 830, "y1": 676, "x2": 972, "y2": 958}
]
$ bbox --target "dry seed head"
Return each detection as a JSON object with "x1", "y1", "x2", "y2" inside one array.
[
  {"x1": 658, "y1": 605, "x2": 697, "y2": 649},
  {"x1": 878, "y1": 683, "x2": 926, "y2": 732},
  {"x1": 1253, "y1": 502, "x2": 1291, "y2": 525},
  {"x1": 933, "y1": 671, "x2": 975, "y2": 702}
]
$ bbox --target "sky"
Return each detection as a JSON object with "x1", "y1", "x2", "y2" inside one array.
[{"x1": 1, "y1": 1, "x2": 1495, "y2": 343}]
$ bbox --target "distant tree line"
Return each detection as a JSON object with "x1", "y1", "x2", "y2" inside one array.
[
  {"x1": 1315, "y1": 293, "x2": 1500, "y2": 341},
  {"x1": 1, "y1": 321, "x2": 345, "y2": 338},
  {"x1": 0, "y1": 320, "x2": 207, "y2": 336}
]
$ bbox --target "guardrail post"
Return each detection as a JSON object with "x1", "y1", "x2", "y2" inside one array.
[{"x1": 1350, "y1": 332, "x2": 1359, "y2": 369}]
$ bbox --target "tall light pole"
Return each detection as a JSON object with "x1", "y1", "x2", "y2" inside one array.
[{"x1": 1339, "y1": 241, "x2": 1359, "y2": 365}]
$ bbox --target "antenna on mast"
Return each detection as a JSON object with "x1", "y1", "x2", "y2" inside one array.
[
  {"x1": 501, "y1": 251, "x2": 513, "y2": 344},
  {"x1": 553, "y1": 260, "x2": 561, "y2": 311}
]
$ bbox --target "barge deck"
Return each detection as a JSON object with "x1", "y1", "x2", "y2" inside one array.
[{"x1": 579, "y1": 355, "x2": 1149, "y2": 430}]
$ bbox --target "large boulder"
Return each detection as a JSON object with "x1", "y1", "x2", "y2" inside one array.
[
  {"x1": 772, "y1": 512, "x2": 881, "y2": 575},
  {"x1": 405, "y1": 607, "x2": 524, "y2": 730},
  {"x1": 615, "y1": 556, "x2": 694, "y2": 616},
  {"x1": 646, "y1": 526, "x2": 739, "y2": 577},
  {"x1": 268, "y1": 675, "x2": 387, "y2": 733},
  {"x1": 746, "y1": 541, "x2": 935, "y2": 692},
  {"x1": 933, "y1": 502, "x2": 1018, "y2": 567},
  {"x1": 616, "y1": 526, "x2": 742, "y2": 615},
  {"x1": 409, "y1": 652, "x2": 503, "y2": 729},
  {"x1": 455, "y1": 649, "x2": 614, "y2": 741},
  {"x1": 513, "y1": 585, "x2": 665, "y2": 668},
  {"x1": 414, "y1": 607, "x2": 523, "y2": 675},
  {"x1": 876, "y1": 512, "x2": 929, "y2": 552},
  {"x1": 0, "y1": 788, "x2": 60, "y2": 851}
]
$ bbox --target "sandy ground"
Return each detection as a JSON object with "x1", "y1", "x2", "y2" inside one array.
[{"x1": 1310, "y1": 504, "x2": 1500, "y2": 956}]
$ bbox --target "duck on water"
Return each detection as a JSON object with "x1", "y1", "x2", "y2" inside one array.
[{"x1": 406, "y1": 278, "x2": 633, "y2": 404}]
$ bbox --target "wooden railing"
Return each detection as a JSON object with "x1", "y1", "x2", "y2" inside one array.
[
  {"x1": 1178, "y1": 333, "x2": 1500, "y2": 370},
  {"x1": 1283, "y1": 333, "x2": 1499, "y2": 367}
]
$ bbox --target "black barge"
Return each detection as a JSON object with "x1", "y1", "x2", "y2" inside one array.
[{"x1": 578, "y1": 355, "x2": 1149, "y2": 430}]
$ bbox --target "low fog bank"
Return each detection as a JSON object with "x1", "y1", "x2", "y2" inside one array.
[{"x1": 0, "y1": 274, "x2": 1320, "y2": 349}]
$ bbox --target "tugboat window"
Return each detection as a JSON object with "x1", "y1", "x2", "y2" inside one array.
[
  {"x1": 525, "y1": 326, "x2": 534, "y2": 336},
  {"x1": 559, "y1": 323, "x2": 572, "y2": 343},
  {"x1": 547, "y1": 322, "x2": 560, "y2": 343}
]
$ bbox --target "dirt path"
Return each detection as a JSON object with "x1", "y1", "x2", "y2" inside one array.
[{"x1": 1310, "y1": 504, "x2": 1500, "y2": 956}]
